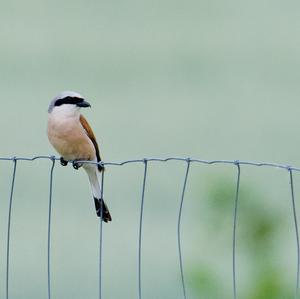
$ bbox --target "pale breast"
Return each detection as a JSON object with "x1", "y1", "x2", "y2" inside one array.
[{"x1": 48, "y1": 114, "x2": 96, "y2": 161}]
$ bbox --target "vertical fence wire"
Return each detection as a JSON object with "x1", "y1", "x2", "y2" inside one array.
[
  {"x1": 289, "y1": 168, "x2": 300, "y2": 298},
  {"x1": 6, "y1": 158, "x2": 17, "y2": 299},
  {"x1": 138, "y1": 159, "x2": 148, "y2": 299},
  {"x1": 177, "y1": 159, "x2": 191, "y2": 299},
  {"x1": 47, "y1": 157, "x2": 55, "y2": 299},
  {"x1": 232, "y1": 162, "x2": 241, "y2": 299},
  {"x1": 99, "y1": 170, "x2": 105, "y2": 299}
]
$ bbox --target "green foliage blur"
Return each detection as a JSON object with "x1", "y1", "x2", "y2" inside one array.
[{"x1": 188, "y1": 176, "x2": 295, "y2": 299}]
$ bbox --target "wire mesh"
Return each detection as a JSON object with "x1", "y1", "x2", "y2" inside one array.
[{"x1": 1, "y1": 155, "x2": 300, "y2": 299}]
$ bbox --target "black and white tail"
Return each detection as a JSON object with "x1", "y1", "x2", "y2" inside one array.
[
  {"x1": 85, "y1": 166, "x2": 112, "y2": 222},
  {"x1": 93, "y1": 197, "x2": 112, "y2": 222}
]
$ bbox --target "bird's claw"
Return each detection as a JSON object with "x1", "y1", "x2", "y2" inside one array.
[
  {"x1": 60, "y1": 157, "x2": 68, "y2": 166},
  {"x1": 72, "y1": 161, "x2": 82, "y2": 170}
]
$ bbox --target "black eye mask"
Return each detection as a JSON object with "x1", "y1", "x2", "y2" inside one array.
[{"x1": 54, "y1": 96, "x2": 84, "y2": 106}]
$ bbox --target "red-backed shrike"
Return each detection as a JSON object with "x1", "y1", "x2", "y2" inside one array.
[{"x1": 47, "y1": 91, "x2": 111, "y2": 222}]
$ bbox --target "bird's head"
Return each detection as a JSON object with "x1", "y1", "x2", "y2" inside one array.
[{"x1": 48, "y1": 91, "x2": 91, "y2": 116}]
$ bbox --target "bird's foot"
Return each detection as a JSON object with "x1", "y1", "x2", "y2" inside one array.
[
  {"x1": 72, "y1": 160, "x2": 83, "y2": 170},
  {"x1": 60, "y1": 157, "x2": 68, "y2": 166}
]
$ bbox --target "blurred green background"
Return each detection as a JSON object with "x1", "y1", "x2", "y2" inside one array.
[{"x1": 1, "y1": 0, "x2": 300, "y2": 298}]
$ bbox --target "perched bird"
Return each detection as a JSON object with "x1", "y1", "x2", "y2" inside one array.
[{"x1": 47, "y1": 91, "x2": 111, "y2": 222}]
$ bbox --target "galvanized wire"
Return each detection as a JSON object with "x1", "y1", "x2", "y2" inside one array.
[
  {"x1": 232, "y1": 162, "x2": 241, "y2": 299},
  {"x1": 99, "y1": 170, "x2": 105, "y2": 299},
  {"x1": 177, "y1": 159, "x2": 191, "y2": 299},
  {"x1": 2, "y1": 155, "x2": 300, "y2": 171},
  {"x1": 138, "y1": 159, "x2": 148, "y2": 299},
  {"x1": 1, "y1": 155, "x2": 300, "y2": 299},
  {"x1": 47, "y1": 157, "x2": 56, "y2": 299},
  {"x1": 6, "y1": 158, "x2": 17, "y2": 299},
  {"x1": 289, "y1": 169, "x2": 300, "y2": 299}
]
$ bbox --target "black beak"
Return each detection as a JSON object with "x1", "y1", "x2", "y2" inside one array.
[{"x1": 77, "y1": 100, "x2": 91, "y2": 108}]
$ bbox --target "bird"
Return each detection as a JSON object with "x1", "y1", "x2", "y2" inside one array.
[{"x1": 47, "y1": 91, "x2": 112, "y2": 222}]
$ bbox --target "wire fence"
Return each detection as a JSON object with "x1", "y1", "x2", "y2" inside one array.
[{"x1": 1, "y1": 155, "x2": 300, "y2": 299}]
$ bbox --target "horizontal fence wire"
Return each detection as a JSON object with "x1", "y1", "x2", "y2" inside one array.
[{"x1": 1, "y1": 155, "x2": 300, "y2": 299}]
